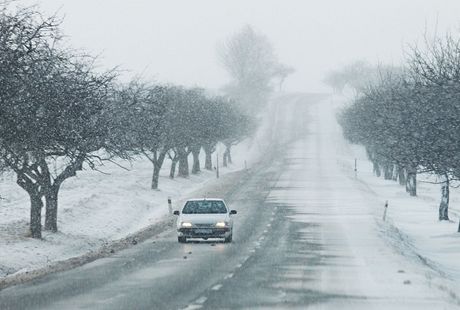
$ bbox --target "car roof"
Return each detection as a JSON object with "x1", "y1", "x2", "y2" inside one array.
[{"x1": 185, "y1": 198, "x2": 225, "y2": 202}]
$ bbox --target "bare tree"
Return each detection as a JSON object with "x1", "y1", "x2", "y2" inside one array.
[{"x1": 218, "y1": 25, "x2": 292, "y2": 114}]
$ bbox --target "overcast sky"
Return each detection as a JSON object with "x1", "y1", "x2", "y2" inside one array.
[{"x1": 18, "y1": 0, "x2": 460, "y2": 92}]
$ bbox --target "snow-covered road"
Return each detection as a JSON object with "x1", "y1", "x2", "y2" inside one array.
[{"x1": 0, "y1": 94, "x2": 457, "y2": 309}]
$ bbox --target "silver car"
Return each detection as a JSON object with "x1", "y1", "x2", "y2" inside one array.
[{"x1": 173, "y1": 198, "x2": 237, "y2": 243}]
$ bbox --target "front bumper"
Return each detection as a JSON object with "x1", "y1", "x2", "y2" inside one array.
[{"x1": 178, "y1": 227, "x2": 231, "y2": 238}]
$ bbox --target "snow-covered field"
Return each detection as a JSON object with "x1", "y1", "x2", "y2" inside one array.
[{"x1": 333, "y1": 95, "x2": 460, "y2": 302}]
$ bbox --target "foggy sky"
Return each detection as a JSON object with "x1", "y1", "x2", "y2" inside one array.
[{"x1": 19, "y1": 0, "x2": 460, "y2": 92}]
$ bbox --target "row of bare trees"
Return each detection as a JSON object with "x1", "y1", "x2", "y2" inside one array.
[
  {"x1": 324, "y1": 60, "x2": 402, "y2": 95},
  {"x1": 111, "y1": 82, "x2": 254, "y2": 190},
  {"x1": 339, "y1": 34, "x2": 460, "y2": 229},
  {"x1": 0, "y1": 6, "x2": 254, "y2": 238}
]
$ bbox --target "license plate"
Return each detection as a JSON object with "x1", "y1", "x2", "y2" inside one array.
[{"x1": 195, "y1": 229, "x2": 212, "y2": 234}]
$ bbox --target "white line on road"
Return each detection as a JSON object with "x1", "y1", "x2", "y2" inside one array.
[
  {"x1": 182, "y1": 296, "x2": 207, "y2": 309},
  {"x1": 211, "y1": 284, "x2": 223, "y2": 291},
  {"x1": 224, "y1": 273, "x2": 234, "y2": 279},
  {"x1": 195, "y1": 296, "x2": 207, "y2": 304},
  {"x1": 182, "y1": 305, "x2": 202, "y2": 310}
]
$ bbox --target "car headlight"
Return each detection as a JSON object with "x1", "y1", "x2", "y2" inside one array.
[
  {"x1": 215, "y1": 222, "x2": 227, "y2": 228},
  {"x1": 181, "y1": 222, "x2": 193, "y2": 228}
]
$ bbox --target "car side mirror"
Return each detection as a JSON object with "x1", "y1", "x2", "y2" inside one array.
[
  {"x1": 173, "y1": 210, "x2": 180, "y2": 216},
  {"x1": 230, "y1": 210, "x2": 237, "y2": 215}
]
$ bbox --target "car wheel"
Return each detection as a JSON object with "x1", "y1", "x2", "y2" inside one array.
[
  {"x1": 178, "y1": 236, "x2": 187, "y2": 243},
  {"x1": 224, "y1": 234, "x2": 232, "y2": 243}
]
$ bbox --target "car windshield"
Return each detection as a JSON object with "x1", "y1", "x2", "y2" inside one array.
[{"x1": 182, "y1": 200, "x2": 227, "y2": 214}]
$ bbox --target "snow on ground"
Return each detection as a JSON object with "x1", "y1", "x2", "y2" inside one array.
[
  {"x1": 332, "y1": 95, "x2": 460, "y2": 302},
  {"x1": 0, "y1": 135, "x2": 264, "y2": 280},
  {"x1": 260, "y1": 96, "x2": 457, "y2": 308}
]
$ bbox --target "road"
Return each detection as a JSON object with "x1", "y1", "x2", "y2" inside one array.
[{"x1": 0, "y1": 94, "x2": 456, "y2": 309}]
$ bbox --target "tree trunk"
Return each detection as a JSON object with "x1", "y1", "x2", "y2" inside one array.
[
  {"x1": 177, "y1": 147, "x2": 189, "y2": 178},
  {"x1": 29, "y1": 193, "x2": 43, "y2": 239},
  {"x1": 223, "y1": 152, "x2": 228, "y2": 167},
  {"x1": 439, "y1": 173, "x2": 450, "y2": 221},
  {"x1": 373, "y1": 161, "x2": 381, "y2": 177},
  {"x1": 152, "y1": 164, "x2": 161, "y2": 190},
  {"x1": 43, "y1": 156, "x2": 83, "y2": 233},
  {"x1": 191, "y1": 146, "x2": 201, "y2": 174},
  {"x1": 398, "y1": 167, "x2": 406, "y2": 186},
  {"x1": 44, "y1": 185, "x2": 59, "y2": 232},
  {"x1": 406, "y1": 166, "x2": 417, "y2": 196},
  {"x1": 392, "y1": 164, "x2": 398, "y2": 181},
  {"x1": 16, "y1": 171, "x2": 44, "y2": 239},
  {"x1": 227, "y1": 145, "x2": 232, "y2": 164},
  {"x1": 151, "y1": 151, "x2": 167, "y2": 190},
  {"x1": 383, "y1": 162, "x2": 392, "y2": 180},
  {"x1": 204, "y1": 145, "x2": 213, "y2": 170},
  {"x1": 170, "y1": 159, "x2": 178, "y2": 179}
]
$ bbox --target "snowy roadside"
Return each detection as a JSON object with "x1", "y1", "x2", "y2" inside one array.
[
  {"x1": 0, "y1": 139, "x2": 261, "y2": 289},
  {"x1": 332, "y1": 97, "x2": 460, "y2": 303}
]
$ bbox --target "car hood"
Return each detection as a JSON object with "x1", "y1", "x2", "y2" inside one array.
[{"x1": 179, "y1": 213, "x2": 229, "y2": 224}]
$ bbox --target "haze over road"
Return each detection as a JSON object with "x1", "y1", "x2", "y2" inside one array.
[{"x1": 0, "y1": 94, "x2": 455, "y2": 309}]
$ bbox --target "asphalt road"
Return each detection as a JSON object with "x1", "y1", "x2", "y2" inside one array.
[{"x1": 0, "y1": 94, "x2": 456, "y2": 309}]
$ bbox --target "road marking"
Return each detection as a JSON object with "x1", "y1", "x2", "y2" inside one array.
[
  {"x1": 224, "y1": 273, "x2": 234, "y2": 279},
  {"x1": 270, "y1": 217, "x2": 274, "y2": 221},
  {"x1": 236, "y1": 263, "x2": 243, "y2": 268},
  {"x1": 263, "y1": 229, "x2": 268, "y2": 233},
  {"x1": 195, "y1": 296, "x2": 207, "y2": 304},
  {"x1": 211, "y1": 284, "x2": 223, "y2": 291},
  {"x1": 183, "y1": 305, "x2": 202, "y2": 310},
  {"x1": 182, "y1": 296, "x2": 207, "y2": 310},
  {"x1": 267, "y1": 223, "x2": 271, "y2": 227}
]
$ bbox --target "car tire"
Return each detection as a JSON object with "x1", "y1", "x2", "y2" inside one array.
[
  {"x1": 178, "y1": 236, "x2": 187, "y2": 243},
  {"x1": 224, "y1": 234, "x2": 232, "y2": 243}
]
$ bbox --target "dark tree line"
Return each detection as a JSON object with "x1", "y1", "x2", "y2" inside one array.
[
  {"x1": 0, "y1": 6, "x2": 254, "y2": 238},
  {"x1": 339, "y1": 33, "x2": 460, "y2": 229}
]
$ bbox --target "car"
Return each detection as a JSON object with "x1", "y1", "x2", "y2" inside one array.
[{"x1": 173, "y1": 198, "x2": 237, "y2": 243}]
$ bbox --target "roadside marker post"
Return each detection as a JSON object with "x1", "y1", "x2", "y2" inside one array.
[
  {"x1": 354, "y1": 158, "x2": 357, "y2": 178},
  {"x1": 383, "y1": 200, "x2": 388, "y2": 221},
  {"x1": 168, "y1": 197, "x2": 172, "y2": 215}
]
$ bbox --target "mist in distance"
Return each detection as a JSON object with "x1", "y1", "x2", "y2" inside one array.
[{"x1": 19, "y1": 0, "x2": 460, "y2": 92}]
